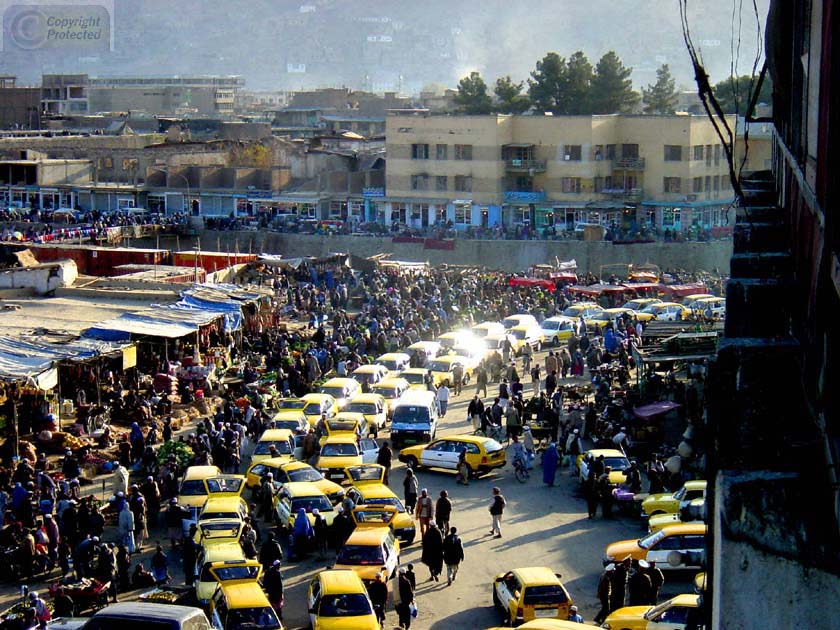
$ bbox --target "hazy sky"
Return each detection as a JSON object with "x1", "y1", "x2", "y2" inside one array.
[{"x1": 0, "y1": 0, "x2": 769, "y2": 92}]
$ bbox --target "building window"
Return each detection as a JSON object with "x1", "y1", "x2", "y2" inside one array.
[
  {"x1": 454, "y1": 144, "x2": 473, "y2": 160},
  {"x1": 411, "y1": 174, "x2": 429, "y2": 191},
  {"x1": 713, "y1": 175, "x2": 720, "y2": 191},
  {"x1": 435, "y1": 206, "x2": 446, "y2": 222},
  {"x1": 98, "y1": 157, "x2": 113, "y2": 169},
  {"x1": 436, "y1": 144, "x2": 448, "y2": 160},
  {"x1": 663, "y1": 177, "x2": 682, "y2": 193},
  {"x1": 454, "y1": 204, "x2": 469, "y2": 224},
  {"x1": 693, "y1": 177, "x2": 703, "y2": 193},
  {"x1": 664, "y1": 145, "x2": 683, "y2": 161},
  {"x1": 435, "y1": 175, "x2": 448, "y2": 192},
  {"x1": 705, "y1": 144, "x2": 712, "y2": 166},
  {"x1": 704, "y1": 176, "x2": 711, "y2": 192},
  {"x1": 122, "y1": 158, "x2": 139, "y2": 171},
  {"x1": 593, "y1": 145, "x2": 604, "y2": 160},
  {"x1": 593, "y1": 176, "x2": 604, "y2": 192},
  {"x1": 563, "y1": 145, "x2": 582, "y2": 161},
  {"x1": 693, "y1": 145, "x2": 704, "y2": 161},
  {"x1": 621, "y1": 144, "x2": 639, "y2": 159},
  {"x1": 714, "y1": 144, "x2": 721, "y2": 165},
  {"x1": 411, "y1": 143, "x2": 429, "y2": 160},
  {"x1": 605, "y1": 144, "x2": 617, "y2": 160},
  {"x1": 454, "y1": 175, "x2": 472, "y2": 192},
  {"x1": 561, "y1": 177, "x2": 581, "y2": 193}
]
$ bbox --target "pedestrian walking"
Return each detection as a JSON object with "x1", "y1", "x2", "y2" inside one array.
[
  {"x1": 593, "y1": 564, "x2": 614, "y2": 625},
  {"x1": 312, "y1": 509, "x2": 329, "y2": 559},
  {"x1": 263, "y1": 560, "x2": 285, "y2": 620},
  {"x1": 628, "y1": 559, "x2": 653, "y2": 605},
  {"x1": 436, "y1": 381, "x2": 450, "y2": 417},
  {"x1": 598, "y1": 467, "x2": 616, "y2": 519},
  {"x1": 395, "y1": 567, "x2": 415, "y2": 630},
  {"x1": 610, "y1": 557, "x2": 631, "y2": 612},
  {"x1": 456, "y1": 448, "x2": 470, "y2": 486},
  {"x1": 584, "y1": 470, "x2": 600, "y2": 518},
  {"x1": 542, "y1": 442, "x2": 559, "y2": 487},
  {"x1": 258, "y1": 532, "x2": 283, "y2": 574},
  {"x1": 367, "y1": 571, "x2": 389, "y2": 626},
  {"x1": 403, "y1": 469, "x2": 419, "y2": 512},
  {"x1": 414, "y1": 488, "x2": 434, "y2": 538},
  {"x1": 421, "y1": 522, "x2": 444, "y2": 581},
  {"x1": 182, "y1": 525, "x2": 198, "y2": 586},
  {"x1": 489, "y1": 487, "x2": 506, "y2": 538},
  {"x1": 475, "y1": 365, "x2": 488, "y2": 398},
  {"x1": 647, "y1": 560, "x2": 665, "y2": 604},
  {"x1": 435, "y1": 490, "x2": 452, "y2": 534},
  {"x1": 530, "y1": 364, "x2": 541, "y2": 395},
  {"x1": 468, "y1": 395, "x2": 485, "y2": 432},
  {"x1": 376, "y1": 441, "x2": 393, "y2": 485},
  {"x1": 442, "y1": 526, "x2": 464, "y2": 586}
]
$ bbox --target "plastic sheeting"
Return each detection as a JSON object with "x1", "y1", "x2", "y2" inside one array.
[
  {"x1": 0, "y1": 336, "x2": 131, "y2": 385},
  {"x1": 84, "y1": 307, "x2": 223, "y2": 341}
]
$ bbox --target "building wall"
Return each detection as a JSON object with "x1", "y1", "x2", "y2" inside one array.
[
  {"x1": 38, "y1": 160, "x2": 93, "y2": 186},
  {"x1": 0, "y1": 260, "x2": 77, "y2": 295},
  {"x1": 0, "y1": 88, "x2": 42, "y2": 129}
]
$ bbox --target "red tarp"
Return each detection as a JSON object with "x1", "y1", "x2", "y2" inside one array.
[
  {"x1": 549, "y1": 271, "x2": 578, "y2": 283},
  {"x1": 509, "y1": 277, "x2": 556, "y2": 290},
  {"x1": 622, "y1": 282, "x2": 661, "y2": 292},
  {"x1": 392, "y1": 236, "x2": 424, "y2": 244},
  {"x1": 658, "y1": 282, "x2": 708, "y2": 297},
  {"x1": 424, "y1": 238, "x2": 455, "y2": 250},
  {"x1": 633, "y1": 400, "x2": 681, "y2": 419},
  {"x1": 569, "y1": 283, "x2": 628, "y2": 296}
]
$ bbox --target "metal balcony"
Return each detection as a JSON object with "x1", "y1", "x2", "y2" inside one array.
[
  {"x1": 504, "y1": 159, "x2": 547, "y2": 173},
  {"x1": 614, "y1": 157, "x2": 646, "y2": 170}
]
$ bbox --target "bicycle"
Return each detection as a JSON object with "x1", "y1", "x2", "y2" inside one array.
[{"x1": 512, "y1": 456, "x2": 530, "y2": 483}]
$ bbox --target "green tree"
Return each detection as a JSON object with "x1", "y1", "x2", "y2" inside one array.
[
  {"x1": 528, "y1": 52, "x2": 569, "y2": 114},
  {"x1": 590, "y1": 51, "x2": 640, "y2": 114},
  {"x1": 712, "y1": 74, "x2": 773, "y2": 114},
  {"x1": 494, "y1": 75, "x2": 531, "y2": 114},
  {"x1": 642, "y1": 64, "x2": 679, "y2": 114},
  {"x1": 565, "y1": 51, "x2": 593, "y2": 114},
  {"x1": 454, "y1": 71, "x2": 493, "y2": 114}
]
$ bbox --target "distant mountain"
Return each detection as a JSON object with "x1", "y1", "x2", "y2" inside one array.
[{"x1": 0, "y1": 0, "x2": 768, "y2": 92}]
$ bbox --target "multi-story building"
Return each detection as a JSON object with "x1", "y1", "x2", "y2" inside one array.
[
  {"x1": 0, "y1": 76, "x2": 42, "y2": 130},
  {"x1": 41, "y1": 74, "x2": 244, "y2": 117},
  {"x1": 384, "y1": 112, "x2": 749, "y2": 235}
]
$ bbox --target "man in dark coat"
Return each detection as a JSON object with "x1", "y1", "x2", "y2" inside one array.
[
  {"x1": 420, "y1": 522, "x2": 444, "y2": 582},
  {"x1": 442, "y1": 526, "x2": 465, "y2": 586}
]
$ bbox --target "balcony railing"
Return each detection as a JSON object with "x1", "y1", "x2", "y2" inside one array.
[
  {"x1": 600, "y1": 187, "x2": 642, "y2": 202},
  {"x1": 504, "y1": 159, "x2": 547, "y2": 172},
  {"x1": 614, "y1": 157, "x2": 646, "y2": 170},
  {"x1": 504, "y1": 190, "x2": 547, "y2": 203}
]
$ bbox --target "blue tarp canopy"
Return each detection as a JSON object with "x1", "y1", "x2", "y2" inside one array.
[
  {"x1": 0, "y1": 336, "x2": 131, "y2": 385},
  {"x1": 84, "y1": 306, "x2": 223, "y2": 341}
]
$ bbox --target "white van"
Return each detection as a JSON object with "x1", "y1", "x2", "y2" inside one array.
[
  {"x1": 389, "y1": 390, "x2": 439, "y2": 447},
  {"x1": 501, "y1": 313, "x2": 539, "y2": 330}
]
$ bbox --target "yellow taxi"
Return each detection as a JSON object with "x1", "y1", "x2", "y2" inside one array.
[
  {"x1": 244, "y1": 459, "x2": 344, "y2": 504},
  {"x1": 398, "y1": 434, "x2": 506, "y2": 478},
  {"x1": 406, "y1": 341, "x2": 441, "y2": 366},
  {"x1": 198, "y1": 495, "x2": 249, "y2": 524},
  {"x1": 486, "y1": 621, "x2": 586, "y2": 630},
  {"x1": 681, "y1": 293, "x2": 715, "y2": 307},
  {"x1": 639, "y1": 302, "x2": 692, "y2": 322},
  {"x1": 334, "y1": 506, "x2": 401, "y2": 584},
  {"x1": 603, "y1": 523, "x2": 707, "y2": 570},
  {"x1": 399, "y1": 367, "x2": 430, "y2": 391},
  {"x1": 271, "y1": 409, "x2": 309, "y2": 435},
  {"x1": 306, "y1": 569, "x2": 379, "y2": 630},
  {"x1": 344, "y1": 392, "x2": 389, "y2": 430},
  {"x1": 622, "y1": 297, "x2": 662, "y2": 312},
  {"x1": 368, "y1": 380, "x2": 408, "y2": 420},
  {"x1": 577, "y1": 449, "x2": 631, "y2": 485},
  {"x1": 177, "y1": 465, "x2": 223, "y2": 514},
  {"x1": 508, "y1": 325, "x2": 544, "y2": 354},
  {"x1": 345, "y1": 464, "x2": 416, "y2": 544},
  {"x1": 438, "y1": 330, "x2": 475, "y2": 350},
  {"x1": 194, "y1": 545, "x2": 247, "y2": 605},
  {"x1": 209, "y1": 579, "x2": 283, "y2": 630},
  {"x1": 302, "y1": 393, "x2": 339, "y2": 424},
  {"x1": 648, "y1": 498, "x2": 705, "y2": 532},
  {"x1": 316, "y1": 435, "x2": 380, "y2": 480},
  {"x1": 561, "y1": 303, "x2": 603, "y2": 319},
  {"x1": 641, "y1": 480, "x2": 708, "y2": 518},
  {"x1": 492, "y1": 566, "x2": 573, "y2": 627},
  {"x1": 194, "y1": 519, "x2": 246, "y2": 547},
  {"x1": 374, "y1": 352, "x2": 411, "y2": 377},
  {"x1": 320, "y1": 413, "x2": 367, "y2": 443},
  {"x1": 424, "y1": 354, "x2": 474, "y2": 387},
  {"x1": 252, "y1": 428, "x2": 296, "y2": 463},
  {"x1": 351, "y1": 364, "x2": 389, "y2": 387},
  {"x1": 274, "y1": 397, "x2": 307, "y2": 414},
  {"x1": 602, "y1": 593, "x2": 701, "y2": 630},
  {"x1": 585, "y1": 307, "x2": 636, "y2": 329},
  {"x1": 273, "y1": 481, "x2": 338, "y2": 531},
  {"x1": 318, "y1": 377, "x2": 361, "y2": 410},
  {"x1": 471, "y1": 321, "x2": 506, "y2": 339}
]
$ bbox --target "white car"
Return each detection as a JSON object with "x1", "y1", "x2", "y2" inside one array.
[
  {"x1": 501, "y1": 314, "x2": 540, "y2": 330},
  {"x1": 540, "y1": 316, "x2": 577, "y2": 346},
  {"x1": 471, "y1": 321, "x2": 506, "y2": 338}
]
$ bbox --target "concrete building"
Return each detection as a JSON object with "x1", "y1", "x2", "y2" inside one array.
[
  {"x1": 384, "y1": 112, "x2": 747, "y2": 234},
  {"x1": 0, "y1": 77, "x2": 42, "y2": 130},
  {"x1": 0, "y1": 155, "x2": 93, "y2": 209},
  {"x1": 705, "y1": 0, "x2": 840, "y2": 628},
  {"x1": 41, "y1": 74, "x2": 244, "y2": 117}
]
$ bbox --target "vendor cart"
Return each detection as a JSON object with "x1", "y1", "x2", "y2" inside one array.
[
  {"x1": 139, "y1": 585, "x2": 194, "y2": 606},
  {"x1": 48, "y1": 578, "x2": 110, "y2": 615}
]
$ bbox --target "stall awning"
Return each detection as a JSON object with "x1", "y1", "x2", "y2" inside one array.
[
  {"x1": 633, "y1": 401, "x2": 681, "y2": 420},
  {"x1": 84, "y1": 307, "x2": 223, "y2": 341}
]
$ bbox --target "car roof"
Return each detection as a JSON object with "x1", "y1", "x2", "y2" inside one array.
[
  {"x1": 345, "y1": 527, "x2": 391, "y2": 544},
  {"x1": 585, "y1": 449, "x2": 628, "y2": 459},
  {"x1": 258, "y1": 428, "x2": 293, "y2": 440},
  {"x1": 401, "y1": 367, "x2": 429, "y2": 375},
  {"x1": 91, "y1": 603, "x2": 204, "y2": 621},
  {"x1": 374, "y1": 378, "x2": 409, "y2": 388},
  {"x1": 331, "y1": 413, "x2": 365, "y2": 423},
  {"x1": 303, "y1": 393, "x2": 335, "y2": 402},
  {"x1": 354, "y1": 483, "x2": 398, "y2": 499},
  {"x1": 503, "y1": 313, "x2": 537, "y2": 319},
  {"x1": 376, "y1": 353, "x2": 410, "y2": 361},
  {"x1": 436, "y1": 434, "x2": 490, "y2": 446},
  {"x1": 323, "y1": 435, "x2": 359, "y2": 445},
  {"x1": 282, "y1": 481, "x2": 329, "y2": 497},
  {"x1": 218, "y1": 581, "x2": 271, "y2": 607},
  {"x1": 510, "y1": 566, "x2": 562, "y2": 585},
  {"x1": 668, "y1": 594, "x2": 701, "y2": 607},
  {"x1": 431, "y1": 355, "x2": 465, "y2": 363},
  {"x1": 354, "y1": 364, "x2": 386, "y2": 373},
  {"x1": 510, "y1": 324, "x2": 539, "y2": 331},
  {"x1": 318, "y1": 569, "x2": 367, "y2": 593},
  {"x1": 184, "y1": 465, "x2": 223, "y2": 480},
  {"x1": 201, "y1": 543, "x2": 245, "y2": 562},
  {"x1": 273, "y1": 410, "x2": 306, "y2": 420},
  {"x1": 202, "y1": 496, "x2": 243, "y2": 508},
  {"x1": 656, "y1": 302, "x2": 684, "y2": 307},
  {"x1": 351, "y1": 392, "x2": 387, "y2": 402},
  {"x1": 322, "y1": 377, "x2": 360, "y2": 387},
  {"x1": 684, "y1": 480, "x2": 708, "y2": 490},
  {"x1": 407, "y1": 341, "x2": 440, "y2": 349},
  {"x1": 660, "y1": 523, "x2": 708, "y2": 535},
  {"x1": 543, "y1": 316, "x2": 575, "y2": 323}
]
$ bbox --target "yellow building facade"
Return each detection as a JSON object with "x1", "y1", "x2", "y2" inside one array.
[{"x1": 382, "y1": 112, "x2": 764, "y2": 236}]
